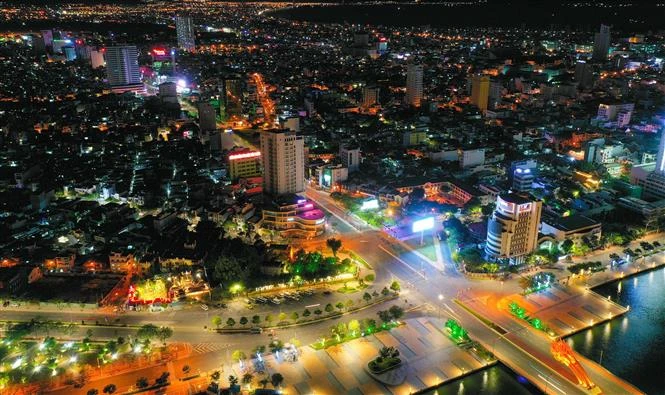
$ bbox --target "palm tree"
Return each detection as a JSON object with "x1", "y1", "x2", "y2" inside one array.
[
  {"x1": 242, "y1": 372, "x2": 254, "y2": 387},
  {"x1": 87, "y1": 389, "x2": 99, "y2": 395},
  {"x1": 259, "y1": 377, "x2": 270, "y2": 388},
  {"x1": 136, "y1": 377, "x2": 149, "y2": 389},
  {"x1": 326, "y1": 238, "x2": 342, "y2": 257},
  {"x1": 271, "y1": 373, "x2": 284, "y2": 388},
  {"x1": 228, "y1": 375, "x2": 239, "y2": 386},
  {"x1": 103, "y1": 384, "x2": 117, "y2": 394}
]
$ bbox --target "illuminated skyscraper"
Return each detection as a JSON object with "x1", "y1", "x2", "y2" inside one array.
[
  {"x1": 221, "y1": 77, "x2": 243, "y2": 117},
  {"x1": 656, "y1": 132, "x2": 665, "y2": 175},
  {"x1": 470, "y1": 74, "x2": 490, "y2": 113},
  {"x1": 105, "y1": 45, "x2": 142, "y2": 93},
  {"x1": 486, "y1": 193, "x2": 542, "y2": 263},
  {"x1": 592, "y1": 24, "x2": 611, "y2": 62},
  {"x1": 405, "y1": 63, "x2": 423, "y2": 108},
  {"x1": 260, "y1": 129, "x2": 304, "y2": 195},
  {"x1": 176, "y1": 15, "x2": 196, "y2": 52}
]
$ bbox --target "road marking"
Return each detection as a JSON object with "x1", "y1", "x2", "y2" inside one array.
[
  {"x1": 537, "y1": 374, "x2": 565, "y2": 394},
  {"x1": 379, "y1": 245, "x2": 426, "y2": 280}
]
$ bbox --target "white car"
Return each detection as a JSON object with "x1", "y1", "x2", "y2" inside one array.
[{"x1": 200, "y1": 304, "x2": 209, "y2": 311}]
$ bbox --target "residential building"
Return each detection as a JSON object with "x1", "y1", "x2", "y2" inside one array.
[
  {"x1": 105, "y1": 45, "x2": 142, "y2": 93},
  {"x1": 227, "y1": 149, "x2": 262, "y2": 180},
  {"x1": 470, "y1": 74, "x2": 490, "y2": 113},
  {"x1": 405, "y1": 63, "x2": 423, "y2": 107},
  {"x1": 176, "y1": 15, "x2": 196, "y2": 51},
  {"x1": 339, "y1": 144, "x2": 360, "y2": 173}
]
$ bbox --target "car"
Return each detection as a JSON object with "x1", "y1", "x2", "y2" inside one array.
[
  {"x1": 200, "y1": 304, "x2": 209, "y2": 311},
  {"x1": 323, "y1": 291, "x2": 332, "y2": 295},
  {"x1": 250, "y1": 327, "x2": 263, "y2": 334}
]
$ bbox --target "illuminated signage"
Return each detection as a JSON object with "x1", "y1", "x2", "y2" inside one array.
[
  {"x1": 152, "y1": 48, "x2": 167, "y2": 56},
  {"x1": 228, "y1": 151, "x2": 261, "y2": 161},
  {"x1": 412, "y1": 217, "x2": 435, "y2": 233}
]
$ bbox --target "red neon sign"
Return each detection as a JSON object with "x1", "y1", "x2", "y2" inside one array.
[
  {"x1": 229, "y1": 151, "x2": 261, "y2": 160},
  {"x1": 153, "y1": 48, "x2": 167, "y2": 56}
]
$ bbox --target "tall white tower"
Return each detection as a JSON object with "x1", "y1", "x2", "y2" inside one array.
[{"x1": 260, "y1": 129, "x2": 305, "y2": 196}]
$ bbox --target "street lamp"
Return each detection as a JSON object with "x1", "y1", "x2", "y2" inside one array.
[{"x1": 438, "y1": 294, "x2": 444, "y2": 318}]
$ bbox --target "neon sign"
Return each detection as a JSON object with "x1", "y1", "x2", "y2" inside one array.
[{"x1": 229, "y1": 151, "x2": 261, "y2": 160}]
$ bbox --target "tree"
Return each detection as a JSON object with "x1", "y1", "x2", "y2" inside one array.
[
  {"x1": 259, "y1": 377, "x2": 270, "y2": 388},
  {"x1": 345, "y1": 299, "x2": 354, "y2": 309},
  {"x1": 290, "y1": 312, "x2": 299, "y2": 321},
  {"x1": 271, "y1": 372, "x2": 284, "y2": 388},
  {"x1": 348, "y1": 319, "x2": 360, "y2": 334},
  {"x1": 335, "y1": 302, "x2": 344, "y2": 312},
  {"x1": 228, "y1": 375, "x2": 239, "y2": 386},
  {"x1": 239, "y1": 317, "x2": 248, "y2": 326},
  {"x1": 326, "y1": 238, "x2": 343, "y2": 257},
  {"x1": 363, "y1": 292, "x2": 372, "y2": 303},
  {"x1": 390, "y1": 280, "x2": 401, "y2": 292},
  {"x1": 378, "y1": 310, "x2": 391, "y2": 323},
  {"x1": 103, "y1": 384, "x2": 117, "y2": 394},
  {"x1": 252, "y1": 315, "x2": 261, "y2": 325},
  {"x1": 226, "y1": 317, "x2": 236, "y2": 327},
  {"x1": 231, "y1": 350, "x2": 246, "y2": 362},
  {"x1": 303, "y1": 308, "x2": 311, "y2": 317},
  {"x1": 278, "y1": 312, "x2": 287, "y2": 322},
  {"x1": 314, "y1": 309, "x2": 323, "y2": 316},
  {"x1": 389, "y1": 305, "x2": 404, "y2": 320},
  {"x1": 265, "y1": 314, "x2": 273, "y2": 325},
  {"x1": 269, "y1": 339, "x2": 284, "y2": 353},
  {"x1": 137, "y1": 324, "x2": 158, "y2": 341},
  {"x1": 136, "y1": 377, "x2": 149, "y2": 389},
  {"x1": 561, "y1": 239, "x2": 574, "y2": 255},
  {"x1": 242, "y1": 372, "x2": 254, "y2": 386},
  {"x1": 157, "y1": 326, "x2": 173, "y2": 344},
  {"x1": 211, "y1": 371, "x2": 221, "y2": 381},
  {"x1": 324, "y1": 303, "x2": 334, "y2": 313},
  {"x1": 211, "y1": 316, "x2": 222, "y2": 328},
  {"x1": 87, "y1": 390, "x2": 99, "y2": 395},
  {"x1": 381, "y1": 287, "x2": 390, "y2": 296},
  {"x1": 155, "y1": 372, "x2": 170, "y2": 385}
]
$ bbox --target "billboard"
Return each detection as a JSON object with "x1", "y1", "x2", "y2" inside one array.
[
  {"x1": 360, "y1": 199, "x2": 379, "y2": 211},
  {"x1": 412, "y1": 217, "x2": 434, "y2": 233}
]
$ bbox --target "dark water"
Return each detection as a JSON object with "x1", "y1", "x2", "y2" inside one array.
[
  {"x1": 270, "y1": 3, "x2": 663, "y2": 31},
  {"x1": 566, "y1": 269, "x2": 665, "y2": 394},
  {"x1": 437, "y1": 268, "x2": 665, "y2": 394},
  {"x1": 420, "y1": 363, "x2": 542, "y2": 395}
]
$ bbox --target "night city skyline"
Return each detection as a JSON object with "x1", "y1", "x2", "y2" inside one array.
[{"x1": 0, "y1": 1, "x2": 663, "y2": 394}]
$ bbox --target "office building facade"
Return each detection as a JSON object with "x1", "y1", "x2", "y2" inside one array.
[
  {"x1": 260, "y1": 129, "x2": 304, "y2": 195},
  {"x1": 176, "y1": 15, "x2": 196, "y2": 52},
  {"x1": 486, "y1": 193, "x2": 542, "y2": 263},
  {"x1": 405, "y1": 63, "x2": 423, "y2": 108}
]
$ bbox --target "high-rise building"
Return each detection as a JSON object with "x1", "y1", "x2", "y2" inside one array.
[
  {"x1": 405, "y1": 63, "x2": 423, "y2": 108},
  {"x1": 90, "y1": 49, "x2": 105, "y2": 69},
  {"x1": 470, "y1": 74, "x2": 490, "y2": 113},
  {"x1": 656, "y1": 132, "x2": 665, "y2": 175},
  {"x1": 198, "y1": 102, "x2": 217, "y2": 132},
  {"x1": 339, "y1": 144, "x2": 360, "y2": 173},
  {"x1": 362, "y1": 85, "x2": 380, "y2": 108},
  {"x1": 41, "y1": 30, "x2": 53, "y2": 49},
  {"x1": 176, "y1": 15, "x2": 196, "y2": 52},
  {"x1": 575, "y1": 61, "x2": 594, "y2": 89},
  {"x1": 227, "y1": 148, "x2": 262, "y2": 180},
  {"x1": 511, "y1": 160, "x2": 537, "y2": 192},
  {"x1": 486, "y1": 193, "x2": 542, "y2": 263},
  {"x1": 105, "y1": 45, "x2": 142, "y2": 93},
  {"x1": 592, "y1": 24, "x2": 611, "y2": 62},
  {"x1": 260, "y1": 129, "x2": 305, "y2": 195}
]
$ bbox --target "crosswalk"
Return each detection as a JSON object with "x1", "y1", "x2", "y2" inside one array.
[{"x1": 192, "y1": 343, "x2": 229, "y2": 354}]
